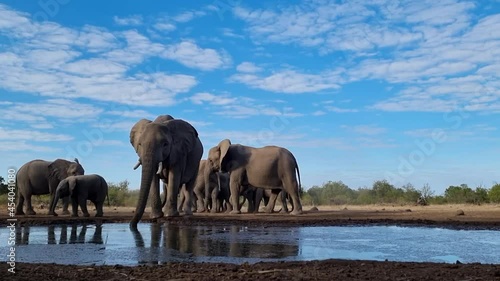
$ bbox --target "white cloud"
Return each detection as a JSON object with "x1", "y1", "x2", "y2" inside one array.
[
  {"x1": 190, "y1": 92, "x2": 237, "y2": 105},
  {"x1": 0, "y1": 5, "x2": 198, "y2": 107},
  {"x1": 153, "y1": 21, "x2": 176, "y2": 32},
  {"x1": 312, "y1": 110, "x2": 326, "y2": 116},
  {"x1": 325, "y1": 106, "x2": 358, "y2": 113},
  {"x1": 173, "y1": 11, "x2": 206, "y2": 23},
  {"x1": 113, "y1": 15, "x2": 143, "y2": 26},
  {"x1": 221, "y1": 28, "x2": 245, "y2": 39},
  {"x1": 236, "y1": 62, "x2": 262, "y2": 73},
  {"x1": 63, "y1": 58, "x2": 127, "y2": 76},
  {"x1": 343, "y1": 125, "x2": 387, "y2": 135},
  {"x1": 231, "y1": 70, "x2": 340, "y2": 94},
  {"x1": 0, "y1": 127, "x2": 73, "y2": 142},
  {"x1": 162, "y1": 41, "x2": 232, "y2": 70},
  {"x1": 0, "y1": 141, "x2": 58, "y2": 152}
]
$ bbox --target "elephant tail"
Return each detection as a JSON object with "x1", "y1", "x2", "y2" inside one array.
[
  {"x1": 293, "y1": 155, "x2": 301, "y2": 194},
  {"x1": 103, "y1": 178, "x2": 110, "y2": 207}
]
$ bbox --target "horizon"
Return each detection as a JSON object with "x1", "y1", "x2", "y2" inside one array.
[{"x1": 0, "y1": 1, "x2": 499, "y2": 195}]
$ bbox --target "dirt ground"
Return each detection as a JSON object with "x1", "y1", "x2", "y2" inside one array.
[{"x1": 2, "y1": 204, "x2": 500, "y2": 281}]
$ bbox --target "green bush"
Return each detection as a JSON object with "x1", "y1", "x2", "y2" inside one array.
[
  {"x1": 489, "y1": 183, "x2": 500, "y2": 203},
  {"x1": 108, "y1": 180, "x2": 131, "y2": 206}
]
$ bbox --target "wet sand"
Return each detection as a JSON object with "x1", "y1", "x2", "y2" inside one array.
[{"x1": 2, "y1": 204, "x2": 500, "y2": 280}]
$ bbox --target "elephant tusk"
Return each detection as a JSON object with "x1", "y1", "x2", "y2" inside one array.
[
  {"x1": 156, "y1": 162, "x2": 163, "y2": 175},
  {"x1": 133, "y1": 159, "x2": 141, "y2": 170}
]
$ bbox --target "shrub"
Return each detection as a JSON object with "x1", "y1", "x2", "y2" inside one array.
[{"x1": 489, "y1": 183, "x2": 500, "y2": 203}]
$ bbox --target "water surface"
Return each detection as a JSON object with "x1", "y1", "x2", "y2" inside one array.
[{"x1": 1, "y1": 223, "x2": 498, "y2": 265}]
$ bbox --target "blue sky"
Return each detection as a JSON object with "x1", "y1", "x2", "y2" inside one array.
[{"x1": 0, "y1": 0, "x2": 499, "y2": 194}]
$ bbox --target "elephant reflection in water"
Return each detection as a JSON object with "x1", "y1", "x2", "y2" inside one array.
[
  {"x1": 47, "y1": 223, "x2": 104, "y2": 244},
  {"x1": 15, "y1": 223, "x2": 103, "y2": 245},
  {"x1": 130, "y1": 223, "x2": 298, "y2": 263},
  {"x1": 15, "y1": 226, "x2": 30, "y2": 245}
]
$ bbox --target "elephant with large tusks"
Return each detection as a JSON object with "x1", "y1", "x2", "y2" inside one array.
[
  {"x1": 49, "y1": 174, "x2": 109, "y2": 217},
  {"x1": 129, "y1": 115, "x2": 203, "y2": 228},
  {"x1": 15, "y1": 158, "x2": 85, "y2": 216},
  {"x1": 206, "y1": 139, "x2": 303, "y2": 215}
]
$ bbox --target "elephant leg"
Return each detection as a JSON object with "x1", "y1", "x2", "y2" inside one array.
[
  {"x1": 182, "y1": 180, "x2": 195, "y2": 216},
  {"x1": 229, "y1": 177, "x2": 242, "y2": 214},
  {"x1": 284, "y1": 180, "x2": 303, "y2": 215},
  {"x1": 95, "y1": 202, "x2": 104, "y2": 217},
  {"x1": 164, "y1": 170, "x2": 181, "y2": 217},
  {"x1": 15, "y1": 193, "x2": 25, "y2": 215},
  {"x1": 78, "y1": 198, "x2": 90, "y2": 217},
  {"x1": 280, "y1": 191, "x2": 289, "y2": 213},
  {"x1": 61, "y1": 197, "x2": 70, "y2": 215},
  {"x1": 264, "y1": 190, "x2": 279, "y2": 213},
  {"x1": 71, "y1": 197, "x2": 79, "y2": 217},
  {"x1": 193, "y1": 185, "x2": 205, "y2": 213},
  {"x1": 149, "y1": 175, "x2": 163, "y2": 219},
  {"x1": 25, "y1": 194, "x2": 36, "y2": 215},
  {"x1": 210, "y1": 188, "x2": 218, "y2": 213},
  {"x1": 178, "y1": 187, "x2": 186, "y2": 213}
]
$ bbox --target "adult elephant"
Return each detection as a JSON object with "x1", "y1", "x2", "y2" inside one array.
[
  {"x1": 129, "y1": 115, "x2": 203, "y2": 228},
  {"x1": 206, "y1": 139, "x2": 303, "y2": 215},
  {"x1": 15, "y1": 158, "x2": 84, "y2": 216}
]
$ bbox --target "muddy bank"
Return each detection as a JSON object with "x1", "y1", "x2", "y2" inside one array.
[{"x1": 3, "y1": 260, "x2": 500, "y2": 281}]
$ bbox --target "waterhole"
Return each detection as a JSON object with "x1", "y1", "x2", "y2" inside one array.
[{"x1": 1, "y1": 223, "x2": 498, "y2": 265}]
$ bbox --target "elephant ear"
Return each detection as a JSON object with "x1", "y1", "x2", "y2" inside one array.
[
  {"x1": 48, "y1": 159, "x2": 71, "y2": 181},
  {"x1": 165, "y1": 119, "x2": 199, "y2": 164},
  {"x1": 153, "y1": 114, "x2": 174, "y2": 124},
  {"x1": 218, "y1": 139, "x2": 231, "y2": 172},
  {"x1": 130, "y1": 119, "x2": 152, "y2": 153}
]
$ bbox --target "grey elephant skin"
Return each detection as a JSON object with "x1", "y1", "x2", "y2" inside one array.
[
  {"x1": 130, "y1": 115, "x2": 203, "y2": 228},
  {"x1": 251, "y1": 188, "x2": 293, "y2": 213},
  {"x1": 187, "y1": 159, "x2": 232, "y2": 213},
  {"x1": 207, "y1": 139, "x2": 303, "y2": 215},
  {"x1": 15, "y1": 158, "x2": 84, "y2": 216},
  {"x1": 49, "y1": 174, "x2": 109, "y2": 217}
]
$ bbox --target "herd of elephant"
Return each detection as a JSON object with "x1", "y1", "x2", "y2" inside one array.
[{"x1": 15, "y1": 114, "x2": 303, "y2": 228}]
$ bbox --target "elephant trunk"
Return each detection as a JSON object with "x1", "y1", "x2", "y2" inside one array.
[{"x1": 130, "y1": 156, "x2": 156, "y2": 229}]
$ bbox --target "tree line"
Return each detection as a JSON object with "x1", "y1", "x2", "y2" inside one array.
[
  {"x1": 301, "y1": 180, "x2": 500, "y2": 206},
  {"x1": 1, "y1": 177, "x2": 499, "y2": 206}
]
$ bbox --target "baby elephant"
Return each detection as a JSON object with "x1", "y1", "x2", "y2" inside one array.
[{"x1": 49, "y1": 174, "x2": 109, "y2": 217}]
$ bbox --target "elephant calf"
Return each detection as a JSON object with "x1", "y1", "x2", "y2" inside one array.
[{"x1": 49, "y1": 174, "x2": 109, "y2": 217}]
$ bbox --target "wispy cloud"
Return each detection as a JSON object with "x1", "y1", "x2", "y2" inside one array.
[
  {"x1": 342, "y1": 125, "x2": 387, "y2": 136},
  {"x1": 236, "y1": 62, "x2": 262, "y2": 73},
  {"x1": 231, "y1": 69, "x2": 341, "y2": 94},
  {"x1": 162, "y1": 41, "x2": 232, "y2": 70},
  {"x1": 113, "y1": 15, "x2": 143, "y2": 26}
]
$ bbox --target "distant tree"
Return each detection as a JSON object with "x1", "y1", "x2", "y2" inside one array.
[
  {"x1": 108, "y1": 180, "x2": 130, "y2": 206},
  {"x1": 444, "y1": 184, "x2": 475, "y2": 203},
  {"x1": 321, "y1": 181, "x2": 356, "y2": 205},
  {"x1": 372, "y1": 180, "x2": 403, "y2": 203},
  {"x1": 402, "y1": 183, "x2": 422, "y2": 203},
  {"x1": 489, "y1": 183, "x2": 500, "y2": 203},
  {"x1": 473, "y1": 186, "x2": 490, "y2": 204},
  {"x1": 306, "y1": 186, "x2": 323, "y2": 206},
  {"x1": 420, "y1": 183, "x2": 435, "y2": 200},
  {"x1": 0, "y1": 176, "x2": 8, "y2": 195}
]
